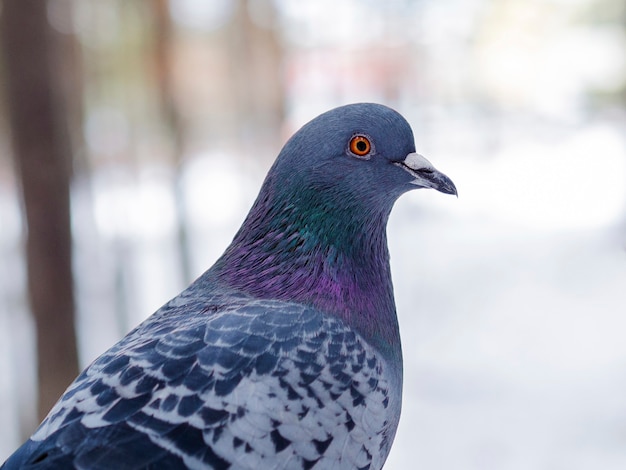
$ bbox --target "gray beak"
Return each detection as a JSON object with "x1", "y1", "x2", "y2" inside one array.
[{"x1": 395, "y1": 152, "x2": 457, "y2": 196}]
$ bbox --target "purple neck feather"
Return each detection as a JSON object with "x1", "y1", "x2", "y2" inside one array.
[{"x1": 211, "y1": 177, "x2": 401, "y2": 355}]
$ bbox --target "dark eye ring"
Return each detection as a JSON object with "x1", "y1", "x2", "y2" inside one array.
[{"x1": 349, "y1": 135, "x2": 372, "y2": 157}]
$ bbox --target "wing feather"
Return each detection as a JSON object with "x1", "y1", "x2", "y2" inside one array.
[{"x1": 4, "y1": 294, "x2": 395, "y2": 470}]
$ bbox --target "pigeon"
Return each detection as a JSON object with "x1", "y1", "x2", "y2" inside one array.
[{"x1": 2, "y1": 103, "x2": 456, "y2": 470}]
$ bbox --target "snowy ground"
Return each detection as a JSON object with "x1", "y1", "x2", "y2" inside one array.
[
  {"x1": 1, "y1": 118, "x2": 625, "y2": 468},
  {"x1": 387, "y1": 201, "x2": 626, "y2": 470}
]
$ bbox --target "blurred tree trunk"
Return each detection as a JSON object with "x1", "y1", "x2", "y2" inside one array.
[
  {"x1": 151, "y1": 0, "x2": 193, "y2": 284},
  {"x1": 1, "y1": 0, "x2": 80, "y2": 421},
  {"x1": 226, "y1": 0, "x2": 285, "y2": 156}
]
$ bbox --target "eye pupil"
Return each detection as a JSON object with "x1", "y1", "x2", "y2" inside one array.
[{"x1": 356, "y1": 141, "x2": 367, "y2": 152}]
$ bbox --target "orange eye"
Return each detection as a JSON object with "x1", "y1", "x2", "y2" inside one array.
[{"x1": 349, "y1": 135, "x2": 371, "y2": 156}]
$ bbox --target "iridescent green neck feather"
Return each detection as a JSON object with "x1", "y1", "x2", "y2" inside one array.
[{"x1": 212, "y1": 171, "x2": 401, "y2": 359}]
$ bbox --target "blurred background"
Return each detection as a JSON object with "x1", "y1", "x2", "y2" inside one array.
[{"x1": 0, "y1": 0, "x2": 625, "y2": 468}]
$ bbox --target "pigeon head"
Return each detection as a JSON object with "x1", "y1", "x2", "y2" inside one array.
[
  {"x1": 213, "y1": 103, "x2": 455, "y2": 354},
  {"x1": 270, "y1": 103, "x2": 456, "y2": 216}
]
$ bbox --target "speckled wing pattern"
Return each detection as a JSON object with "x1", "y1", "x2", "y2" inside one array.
[{"x1": 25, "y1": 291, "x2": 397, "y2": 470}]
